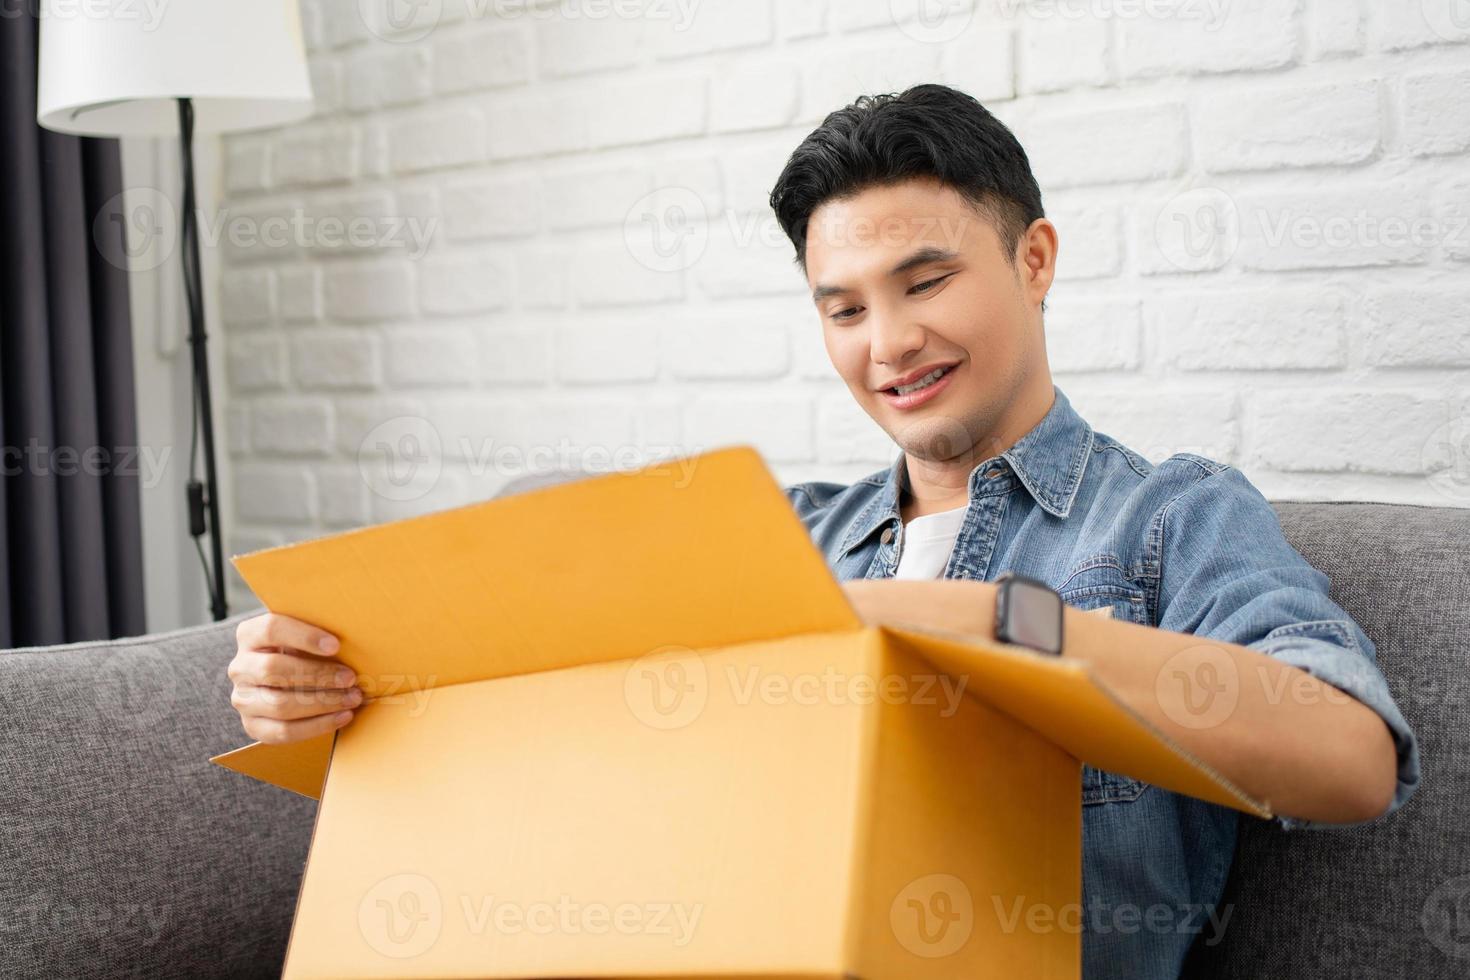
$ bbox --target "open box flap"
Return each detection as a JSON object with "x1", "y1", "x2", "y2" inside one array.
[
  {"x1": 880, "y1": 623, "x2": 1274, "y2": 818},
  {"x1": 231, "y1": 445, "x2": 857, "y2": 697},
  {"x1": 214, "y1": 446, "x2": 860, "y2": 792},
  {"x1": 211, "y1": 733, "x2": 334, "y2": 800}
]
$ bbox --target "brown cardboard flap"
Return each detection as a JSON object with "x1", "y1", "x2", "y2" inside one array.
[
  {"x1": 211, "y1": 733, "x2": 334, "y2": 800},
  {"x1": 880, "y1": 624, "x2": 1273, "y2": 818},
  {"x1": 213, "y1": 446, "x2": 860, "y2": 795},
  {"x1": 230, "y1": 446, "x2": 857, "y2": 698}
]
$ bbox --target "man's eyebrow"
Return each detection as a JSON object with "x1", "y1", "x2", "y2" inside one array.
[{"x1": 810, "y1": 246, "x2": 961, "y2": 303}]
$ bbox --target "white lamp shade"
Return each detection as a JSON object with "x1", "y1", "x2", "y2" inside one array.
[{"x1": 37, "y1": 0, "x2": 313, "y2": 136}]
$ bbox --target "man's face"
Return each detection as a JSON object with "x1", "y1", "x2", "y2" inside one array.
[{"x1": 804, "y1": 177, "x2": 1049, "y2": 464}]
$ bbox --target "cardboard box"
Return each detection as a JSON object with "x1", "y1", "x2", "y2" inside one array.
[{"x1": 214, "y1": 446, "x2": 1271, "y2": 978}]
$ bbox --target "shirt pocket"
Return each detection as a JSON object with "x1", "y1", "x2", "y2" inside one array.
[
  {"x1": 1081, "y1": 765, "x2": 1149, "y2": 804},
  {"x1": 1058, "y1": 560, "x2": 1152, "y2": 805},
  {"x1": 1055, "y1": 559, "x2": 1150, "y2": 627}
]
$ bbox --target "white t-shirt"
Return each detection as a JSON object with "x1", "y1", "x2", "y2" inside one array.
[{"x1": 893, "y1": 503, "x2": 969, "y2": 580}]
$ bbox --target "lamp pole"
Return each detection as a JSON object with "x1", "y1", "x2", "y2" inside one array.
[{"x1": 177, "y1": 97, "x2": 227, "y2": 621}]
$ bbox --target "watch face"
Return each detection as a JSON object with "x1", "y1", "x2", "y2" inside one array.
[{"x1": 1000, "y1": 579, "x2": 1062, "y2": 655}]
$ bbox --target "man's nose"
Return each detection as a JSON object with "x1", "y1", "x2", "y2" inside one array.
[{"x1": 868, "y1": 308, "x2": 926, "y2": 369}]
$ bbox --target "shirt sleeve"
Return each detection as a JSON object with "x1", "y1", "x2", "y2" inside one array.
[{"x1": 1153, "y1": 462, "x2": 1421, "y2": 832}]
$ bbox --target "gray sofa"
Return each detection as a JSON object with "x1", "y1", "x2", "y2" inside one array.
[{"x1": 2, "y1": 499, "x2": 1465, "y2": 979}]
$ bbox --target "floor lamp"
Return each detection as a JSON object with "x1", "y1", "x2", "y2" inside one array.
[{"x1": 36, "y1": 4, "x2": 313, "y2": 620}]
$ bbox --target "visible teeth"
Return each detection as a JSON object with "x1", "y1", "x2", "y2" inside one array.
[{"x1": 893, "y1": 366, "x2": 950, "y2": 395}]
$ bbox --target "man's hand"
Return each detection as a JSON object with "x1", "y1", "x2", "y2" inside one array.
[{"x1": 228, "y1": 612, "x2": 360, "y2": 744}]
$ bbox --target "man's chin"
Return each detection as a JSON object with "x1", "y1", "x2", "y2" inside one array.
[{"x1": 884, "y1": 411, "x2": 980, "y2": 463}]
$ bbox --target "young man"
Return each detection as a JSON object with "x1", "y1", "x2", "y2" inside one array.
[
  {"x1": 766, "y1": 83, "x2": 1420, "y2": 976},
  {"x1": 228, "y1": 83, "x2": 1418, "y2": 979}
]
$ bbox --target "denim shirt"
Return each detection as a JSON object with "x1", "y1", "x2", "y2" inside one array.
[{"x1": 784, "y1": 384, "x2": 1421, "y2": 980}]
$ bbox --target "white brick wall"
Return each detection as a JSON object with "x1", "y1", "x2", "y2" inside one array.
[{"x1": 215, "y1": 0, "x2": 1470, "y2": 604}]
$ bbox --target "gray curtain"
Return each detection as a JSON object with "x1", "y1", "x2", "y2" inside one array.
[{"x1": 1, "y1": 9, "x2": 146, "y2": 647}]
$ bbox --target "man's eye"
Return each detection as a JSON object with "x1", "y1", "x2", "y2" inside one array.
[
  {"x1": 830, "y1": 307, "x2": 861, "y2": 321},
  {"x1": 910, "y1": 273, "x2": 954, "y2": 294}
]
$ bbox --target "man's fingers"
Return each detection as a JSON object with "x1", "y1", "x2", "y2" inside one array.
[
  {"x1": 237, "y1": 611, "x2": 340, "y2": 657},
  {"x1": 228, "y1": 649, "x2": 356, "y2": 690},
  {"x1": 232, "y1": 684, "x2": 364, "y2": 721},
  {"x1": 241, "y1": 707, "x2": 356, "y2": 746}
]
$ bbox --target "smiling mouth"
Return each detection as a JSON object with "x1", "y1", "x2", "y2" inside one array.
[{"x1": 886, "y1": 364, "x2": 956, "y2": 396}]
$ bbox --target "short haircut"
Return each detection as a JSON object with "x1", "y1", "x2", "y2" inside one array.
[{"x1": 769, "y1": 83, "x2": 1046, "y2": 271}]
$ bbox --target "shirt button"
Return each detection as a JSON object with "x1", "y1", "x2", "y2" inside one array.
[{"x1": 880, "y1": 527, "x2": 894, "y2": 545}]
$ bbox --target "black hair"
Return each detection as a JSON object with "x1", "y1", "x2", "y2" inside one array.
[{"x1": 769, "y1": 83, "x2": 1045, "y2": 272}]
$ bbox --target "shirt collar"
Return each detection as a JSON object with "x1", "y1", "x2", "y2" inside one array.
[{"x1": 838, "y1": 384, "x2": 1095, "y2": 559}]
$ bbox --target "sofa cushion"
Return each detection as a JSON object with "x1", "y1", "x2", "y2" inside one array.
[
  {"x1": 1183, "y1": 502, "x2": 1470, "y2": 979},
  {"x1": 0, "y1": 613, "x2": 313, "y2": 980}
]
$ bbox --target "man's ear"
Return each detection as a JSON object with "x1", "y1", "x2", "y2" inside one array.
[{"x1": 1020, "y1": 218, "x2": 1059, "y2": 305}]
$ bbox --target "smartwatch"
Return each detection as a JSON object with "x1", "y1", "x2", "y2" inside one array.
[{"x1": 993, "y1": 571, "x2": 1064, "y2": 657}]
